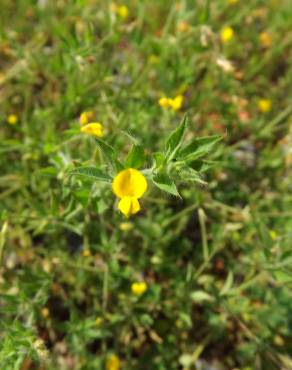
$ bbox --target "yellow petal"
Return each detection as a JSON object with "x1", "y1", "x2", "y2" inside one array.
[
  {"x1": 170, "y1": 95, "x2": 183, "y2": 111},
  {"x1": 80, "y1": 123, "x2": 103, "y2": 137},
  {"x1": 159, "y1": 97, "x2": 170, "y2": 108},
  {"x1": 220, "y1": 26, "x2": 234, "y2": 43},
  {"x1": 118, "y1": 197, "x2": 140, "y2": 218},
  {"x1": 112, "y1": 168, "x2": 147, "y2": 199}
]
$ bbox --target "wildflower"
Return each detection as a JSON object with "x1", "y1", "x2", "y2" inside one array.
[
  {"x1": 95, "y1": 317, "x2": 103, "y2": 326},
  {"x1": 112, "y1": 168, "x2": 147, "y2": 218},
  {"x1": 227, "y1": 0, "x2": 239, "y2": 4},
  {"x1": 41, "y1": 307, "x2": 50, "y2": 318},
  {"x1": 119, "y1": 222, "x2": 134, "y2": 231},
  {"x1": 159, "y1": 97, "x2": 171, "y2": 108},
  {"x1": 80, "y1": 123, "x2": 103, "y2": 137},
  {"x1": 220, "y1": 26, "x2": 234, "y2": 43},
  {"x1": 259, "y1": 31, "x2": 272, "y2": 48},
  {"x1": 7, "y1": 114, "x2": 18, "y2": 125},
  {"x1": 177, "y1": 21, "x2": 190, "y2": 33},
  {"x1": 106, "y1": 354, "x2": 121, "y2": 370},
  {"x1": 117, "y1": 5, "x2": 129, "y2": 19},
  {"x1": 257, "y1": 99, "x2": 272, "y2": 113},
  {"x1": 83, "y1": 249, "x2": 91, "y2": 257},
  {"x1": 269, "y1": 230, "x2": 278, "y2": 240},
  {"x1": 131, "y1": 281, "x2": 148, "y2": 295},
  {"x1": 79, "y1": 111, "x2": 95, "y2": 126},
  {"x1": 169, "y1": 95, "x2": 184, "y2": 111},
  {"x1": 159, "y1": 95, "x2": 184, "y2": 111}
]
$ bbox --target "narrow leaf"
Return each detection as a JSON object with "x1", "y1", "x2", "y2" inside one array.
[
  {"x1": 125, "y1": 145, "x2": 145, "y2": 169},
  {"x1": 178, "y1": 135, "x2": 222, "y2": 161},
  {"x1": 69, "y1": 167, "x2": 112, "y2": 182},
  {"x1": 165, "y1": 115, "x2": 188, "y2": 160},
  {"x1": 153, "y1": 173, "x2": 180, "y2": 197}
]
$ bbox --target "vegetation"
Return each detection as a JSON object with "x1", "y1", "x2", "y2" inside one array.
[{"x1": 1, "y1": 0, "x2": 292, "y2": 369}]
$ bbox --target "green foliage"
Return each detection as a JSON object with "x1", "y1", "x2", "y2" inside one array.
[{"x1": 1, "y1": 0, "x2": 292, "y2": 369}]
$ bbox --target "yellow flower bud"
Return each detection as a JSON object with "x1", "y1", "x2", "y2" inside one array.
[
  {"x1": 7, "y1": 114, "x2": 18, "y2": 125},
  {"x1": 257, "y1": 99, "x2": 272, "y2": 113},
  {"x1": 220, "y1": 26, "x2": 234, "y2": 43},
  {"x1": 106, "y1": 354, "x2": 121, "y2": 370},
  {"x1": 131, "y1": 281, "x2": 148, "y2": 295}
]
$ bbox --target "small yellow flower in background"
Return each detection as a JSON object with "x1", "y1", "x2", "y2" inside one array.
[
  {"x1": 159, "y1": 95, "x2": 184, "y2": 111},
  {"x1": 41, "y1": 307, "x2": 50, "y2": 318},
  {"x1": 95, "y1": 317, "x2": 103, "y2": 326},
  {"x1": 80, "y1": 111, "x2": 95, "y2": 126},
  {"x1": 148, "y1": 54, "x2": 159, "y2": 65},
  {"x1": 227, "y1": 0, "x2": 239, "y2": 4},
  {"x1": 117, "y1": 5, "x2": 129, "y2": 18},
  {"x1": 106, "y1": 354, "x2": 121, "y2": 370},
  {"x1": 269, "y1": 230, "x2": 278, "y2": 240},
  {"x1": 220, "y1": 26, "x2": 234, "y2": 43},
  {"x1": 159, "y1": 97, "x2": 171, "y2": 108},
  {"x1": 80, "y1": 122, "x2": 103, "y2": 137},
  {"x1": 177, "y1": 21, "x2": 190, "y2": 33},
  {"x1": 119, "y1": 222, "x2": 134, "y2": 231},
  {"x1": 82, "y1": 249, "x2": 91, "y2": 257},
  {"x1": 169, "y1": 95, "x2": 183, "y2": 111},
  {"x1": 257, "y1": 99, "x2": 272, "y2": 113},
  {"x1": 112, "y1": 168, "x2": 147, "y2": 218},
  {"x1": 259, "y1": 31, "x2": 272, "y2": 48},
  {"x1": 7, "y1": 114, "x2": 18, "y2": 125},
  {"x1": 131, "y1": 281, "x2": 148, "y2": 295}
]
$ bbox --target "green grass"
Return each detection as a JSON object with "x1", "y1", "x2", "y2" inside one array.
[{"x1": 1, "y1": 0, "x2": 292, "y2": 369}]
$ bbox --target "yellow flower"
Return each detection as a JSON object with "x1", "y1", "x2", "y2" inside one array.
[
  {"x1": 80, "y1": 122, "x2": 103, "y2": 137},
  {"x1": 177, "y1": 21, "x2": 190, "y2": 33},
  {"x1": 82, "y1": 249, "x2": 91, "y2": 257},
  {"x1": 112, "y1": 168, "x2": 147, "y2": 218},
  {"x1": 257, "y1": 99, "x2": 272, "y2": 113},
  {"x1": 106, "y1": 354, "x2": 121, "y2": 370},
  {"x1": 227, "y1": 0, "x2": 239, "y2": 4},
  {"x1": 131, "y1": 281, "x2": 148, "y2": 295},
  {"x1": 119, "y1": 222, "x2": 134, "y2": 231},
  {"x1": 159, "y1": 95, "x2": 183, "y2": 111},
  {"x1": 41, "y1": 307, "x2": 50, "y2": 318},
  {"x1": 269, "y1": 230, "x2": 278, "y2": 240},
  {"x1": 169, "y1": 95, "x2": 183, "y2": 111},
  {"x1": 7, "y1": 114, "x2": 18, "y2": 125},
  {"x1": 159, "y1": 97, "x2": 171, "y2": 108},
  {"x1": 95, "y1": 317, "x2": 103, "y2": 326},
  {"x1": 259, "y1": 32, "x2": 272, "y2": 48},
  {"x1": 117, "y1": 5, "x2": 129, "y2": 19},
  {"x1": 220, "y1": 26, "x2": 234, "y2": 43},
  {"x1": 80, "y1": 111, "x2": 95, "y2": 126}
]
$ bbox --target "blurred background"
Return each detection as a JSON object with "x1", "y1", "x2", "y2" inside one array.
[{"x1": 0, "y1": 0, "x2": 292, "y2": 369}]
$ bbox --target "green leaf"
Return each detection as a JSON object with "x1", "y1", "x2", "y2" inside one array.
[
  {"x1": 165, "y1": 115, "x2": 188, "y2": 160},
  {"x1": 69, "y1": 167, "x2": 112, "y2": 182},
  {"x1": 153, "y1": 173, "x2": 180, "y2": 197},
  {"x1": 177, "y1": 165, "x2": 207, "y2": 185},
  {"x1": 220, "y1": 271, "x2": 234, "y2": 296},
  {"x1": 190, "y1": 291, "x2": 214, "y2": 303},
  {"x1": 96, "y1": 139, "x2": 123, "y2": 171},
  {"x1": 125, "y1": 145, "x2": 145, "y2": 169},
  {"x1": 153, "y1": 152, "x2": 165, "y2": 168},
  {"x1": 178, "y1": 135, "x2": 222, "y2": 161}
]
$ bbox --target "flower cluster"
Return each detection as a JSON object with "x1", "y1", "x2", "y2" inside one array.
[
  {"x1": 159, "y1": 95, "x2": 184, "y2": 111},
  {"x1": 79, "y1": 111, "x2": 103, "y2": 138}
]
